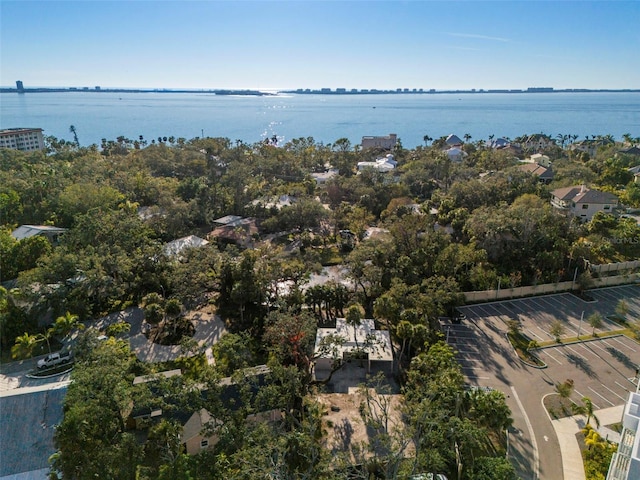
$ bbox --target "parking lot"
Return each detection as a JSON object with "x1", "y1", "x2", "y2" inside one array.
[
  {"x1": 442, "y1": 284, "x2": 640, "y2": 479},
  {"x1": 537, "y1": 335, "x2": 638, "y2": 409}
]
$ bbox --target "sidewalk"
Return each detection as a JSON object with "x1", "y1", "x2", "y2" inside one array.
[{"x1": 551, "y1": 405, "x2": 624, "y2": 480}]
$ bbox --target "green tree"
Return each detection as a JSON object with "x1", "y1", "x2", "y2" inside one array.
[
  {"x1": 550, "y1": 320, "x2": 565, "y2": 342},
  {"x1": 615, "y1": 299, "x2": 629, "y2": 322},
  {"x1": 51, "y1": 311, "x2": 84, "y2": 340},
  {"x1": 11, "y1": 331, "x2": 41, "y2": 359},
  {"x1": 52, "y1": 337, "x2": 139, "y2": 479},
  {"x1": 587, "y1": 312, "x2": 603, "y2": 336}
]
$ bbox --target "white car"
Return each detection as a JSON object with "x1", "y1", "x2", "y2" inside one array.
[{"x1": 37, "y1": 351, "x2": 73, "y2": 369}]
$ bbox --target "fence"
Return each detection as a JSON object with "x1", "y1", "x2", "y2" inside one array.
[
  {"x1": 590, "y1": 260, "x2": 640, "y2": 274},
  {"x1": 463, "y1": 273, "x2": 639, "y2": 303}
]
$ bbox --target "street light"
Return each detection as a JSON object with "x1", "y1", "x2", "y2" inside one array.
[{"x1": 577, "y1": 311, "x2": 584, "y2": 339}]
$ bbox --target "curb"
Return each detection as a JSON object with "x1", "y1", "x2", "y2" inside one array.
[
  {"x1": 536, "y1": 333, "x2": 627, "y2": 350},
  {"x1": 504, "y1": 333, "x2": 548, "y2": 369},
  {"x1": 26, "y1": 366, "x2": 73, "y2": 379}
]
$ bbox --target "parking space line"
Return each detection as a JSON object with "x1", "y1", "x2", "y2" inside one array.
[
  {"x1": 605, "y1": 337, "x2": 638, "y2": 353},
  {"x1": 525, "y1": 329, "x2": 544, "y2": 341},
  {"x1": 600, "y1": 384, "x2": 627, "y2": 403},
  {"x1": 540, "y1": 350, "x2": 562, "y2": 365},
  {"x1": 588, "y1": 387, "x2": 615, "y2": 407},
  {"x1": 574, "y1": 388, "x2": 599, "y2": 409},
  {"x1": 615, "y1": 381, "x2": 632, "y2": 393},
  {"x1": 537, "y1": 326, "x2": 553, "y2": 339},
  {"x1": 565, "y1": 345, "x2": 589, "y2": 361}
]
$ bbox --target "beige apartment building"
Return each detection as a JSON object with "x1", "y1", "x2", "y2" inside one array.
[{"x1": 0, "y1": 128, "x2": 45, "y2": 151}]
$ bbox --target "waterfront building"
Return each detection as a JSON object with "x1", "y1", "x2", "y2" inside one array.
[
  {"x1": 0, "y1": 128, "x2": 45, "y2": 151},
  {"x1": 607, "y1": 391, "x2": 640, "y2": 480},
  {"x1": 361, "y1": 133, "x2": 397, "y2": 150}
]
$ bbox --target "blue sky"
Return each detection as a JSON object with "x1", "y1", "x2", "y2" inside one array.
[{"x1": 1, "y1": 1, "x2": 639, "y2": 90}]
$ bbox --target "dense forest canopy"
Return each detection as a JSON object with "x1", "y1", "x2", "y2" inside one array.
[{"x1": 1, "y1": 132, "x2": 639, "y2": 478}]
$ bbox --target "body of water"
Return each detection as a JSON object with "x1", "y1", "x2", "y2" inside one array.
[{"x1": 1, "y1": 91, "x2": 639, "y2": 149}]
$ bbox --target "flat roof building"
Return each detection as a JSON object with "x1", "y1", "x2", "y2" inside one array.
[
  {"x1": 0, "y1": 128, "x2": 45, "y2": 151},
  {"x1": 607, "y1": 391, "x2": 640, "y2": 480}
]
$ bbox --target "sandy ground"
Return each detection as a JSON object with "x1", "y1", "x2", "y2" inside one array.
[{"x1": 315, "y1": 390, "x2": 406, "y2": 457}]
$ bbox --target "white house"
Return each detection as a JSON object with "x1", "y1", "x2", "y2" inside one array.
[
  {"x1": 313, "y1": 318, "x2": 393, "y2": 381},
  {"x1": 163, "y1": 235, "x2": 209, "y2": 258},
  {"x1": 357, "y1": 154, "x2": 397, "y2": 173},
  {"x1": 445, "y1": 146, "x2": 468, "y2": 162},
  {"x1": 550, "y1": 185, "x2": 618, "y2": 220}
]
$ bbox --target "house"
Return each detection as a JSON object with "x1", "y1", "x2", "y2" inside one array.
[
  {"x1": 620, "y1": 146, "x2": 640, "y2": 156},
  {"x1": 571, "y1": 137, "x2": 615, "y2": 157},
  {"x1": 313, "y1": 318, "x2": 393, "y2": 382},
  {"x1": 310, "y1": 168, "x2": 339, "y2": 184},
  {"x1": 550, "y1": 185, "x2": 618, "y2": 220},
  {"x1": 11, "y1": 224, "x2": 67, "y2": 244},
  {"x1": 357, "y1": 154, "x2": 398, "y2": 172},
  {"x1": 518, "y1": 162, "x2": 554, "y2": 184},
  {"x1": 606, "y1": 391, "x2": 640, "y2": 480},
  {"x1": 0, "y1": 386, "x2": 67, "y2": 479},
  {"x1": 361, "y1": 133, "x2": 397, "y2": 150},
  {"x1": 528, "y1": 153, "x2": 552, "y2": 167},
  {"x1": 445, "y1": 134, "x2": 463, "y2": 147},
  {"x1": 486, "y1": 137, "x2": 510, "y2": 149},
  {"x1": 445, "y1": 146, "x2": 467, "y2": 163},
  {"x1": 521, "y1": 133, "x2": 556, "y2": 152},
  {"x1": 250, "y1": 194, "x2": 296, "y2": 210},
  {"x1": 163, "y1": 235, "x2": 209, "y2": 258},
  {"x1": 130, "y1": 366, "x2": 282, "y2": 455},
  {"x1": 208, "y1": 217, "x2": 258, "y2": 248}
]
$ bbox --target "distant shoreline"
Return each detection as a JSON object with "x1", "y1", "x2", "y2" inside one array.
[
  {"x1": 1, "y1": 87, "x2": 639, "y2": 95},
  {"x1": 0, "y1": 88, "x2": 272, "y2": 96}
]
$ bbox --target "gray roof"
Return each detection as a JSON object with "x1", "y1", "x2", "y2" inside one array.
[
  {"x1": 213, "y1": 215, "x2": 244, "y2": 226},
  {"x1": 0, "y1": 386, "x2": 67, "y2": 477},
  {"x1": 551, "y1": 186, "x2": 618, "y2": 204},
  {"x1": 445, "y1": 134, "x2": 463, "y2": 145},
  {"x1": 11, "y1": 225, "x2": 67, "y2": 241}
]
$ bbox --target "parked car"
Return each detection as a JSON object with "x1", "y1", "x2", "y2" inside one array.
[
  {"x1": 410, "y1": 474, "x2": 448, "y2": 480},
  {"x1": 37, "y1": 351, "x2": 73, "y2": 370},
  {"x1": 450, "y1": 308, "x2": 466, "y2": 324}
]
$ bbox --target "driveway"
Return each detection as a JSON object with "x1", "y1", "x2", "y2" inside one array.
[{"x1": 92, "y1": 307, "x2": 227, "y2": 363}]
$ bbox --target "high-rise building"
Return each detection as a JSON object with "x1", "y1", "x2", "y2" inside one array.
[
  {"x1": 16, "y1": 80, "x2": 24, "y2": 92},
  {"x1": 0, "y1": 128, "x2": 45, "y2": 151}
]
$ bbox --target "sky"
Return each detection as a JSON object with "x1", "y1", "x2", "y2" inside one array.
[{"x1": 1, "y1": 1, "x2": 639, "y2": 91}]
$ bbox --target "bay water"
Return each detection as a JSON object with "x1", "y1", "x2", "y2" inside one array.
[{"x1": 1, "y1": 91, "x2": 638, "y2": 149}]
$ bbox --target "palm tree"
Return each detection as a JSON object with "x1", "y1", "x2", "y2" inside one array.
[
  {"x1": 69, "y1": 125, "x2": 79, "y2": 146},
  {"x1": 463, "y1": 133, "x2": 472, "y2": 143},
  {"x1": 581, "y1": 397, "x2": 600, "y2": 428},
  {"x1": 52, "y1": 311, "x2": 84, "y2": 340},
  {"x1": 11, "y1": 332, "x2": 41, "y2": 359},
  {"x1": 423, "y1": 134, "x2": 432, "y2": 146}
]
